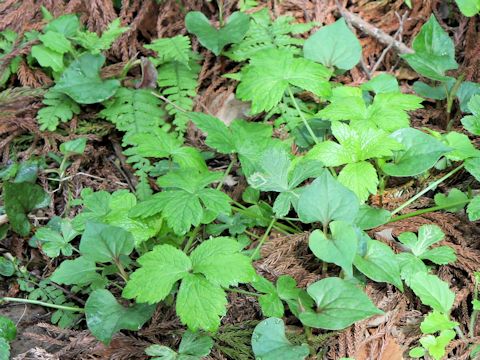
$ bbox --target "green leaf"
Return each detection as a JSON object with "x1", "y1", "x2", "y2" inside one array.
[
  {"x1": 420, "y1": 310, "x2": 458, "y2": 334},
  {"x1": 145, "y1": 35, "x2": 191, "y2": 66},
  {"x1": 413, "y1": 81, "x2": 448, "y2": 100},
  {"x1": 3, "y1": 181, "x2": 50, "y2": 236},
  {"x1": 419, "y1": 246, "x2": 457, "y2": 265},
  {"x1": 0, "y1": 258, "x2": 14, "y2": 277},
  {"x1": 444, "y1": 132, "x2": 480, "y2": 161},
  {"x1": 354, "y1": 239, "x2": 404, "y2": 291},
  {"x1": 50, "y1": 256, "x2": 103, "y2": 286},
  {"x1": 419, "y1": 330, "x2": 456, "y2": 360},
  {"x1": 434, "y1": 188, "x2": 469, "y2": 212},
  {"x1": 178, "y1": 330, "x2": 213, "y2": 358},
  {"x1": 73, "y1": 19, "x2": 128, "y2": 54},
  {"x1": 465, "y1": 157, "x2": 480, "y2": 182},
  {"x1": 0, "y1": 338, "x2": 9, "y2": 359},
  {"x1": 309, "y1": 221, "x2": 357, "y2": 277},
  {"x1": 34, "y1": 220, "x2": 79, "y2": 258},
  {"x1": 455, "y1": 0, "x2": 480, "y2": 16},
  {"x1": 461, "y1": 94, "x2": 480, "y2": 135},
  {"x1": 176, "y1": 273, "x2": 227, "y2": 332},
  {"x1": 85, "y1": 289, "x2": 155, "y2": 345},
  {"x1": 381, "y1": 128, "x2": 452, "y2": 177},
  {"x1": 186, "y1": 11, "x2": 250, "y2": 55},
  {"x1": 236, "y1": 48, "x2": 331, "y2": 113},
  {"x1": 398, "y1": 224, "x2": 445, "y2": 257},
  {"x1": 467, "y1": 195, "x2": 480, "y2": 221},
  {"x1": 251, "y1": 318, "x2": 310, "y2": 360},
  {"x1": 397, "y1": 253, "x2": 428, "y2": 286},
  {"x1": 39, "y1": 31, "x2": 72, "y2": 54},
  {"x1": 0, "y1": 316, "x2": 16, "y2": 341},
  {"x1": 361, "y1": 74, "x2": 399, "y2": 94},
  {"x1": 402, "y1": 15, "x2": 458, "y2": 81},
  {"x1": 37, "y1": 89, "x2": 81, "y2": 131},
  {"x1": 44, "y1": 14, "x2": 79, "y2": 36},
  {"x1": 54, "y1": 53, "x2": 120, "y2": 104},
  {"x1": 409, "y1": 272, "x2": 455, "y2": 313},
  {"x1": 79, "y1": 221, "x2": 135, "y2": 263},
  {"x1": 31, "y1": 45, "x2": 64, "y2": 72},
  {"x1": 299, "y1": 277, "x2": 383, "y2": 330},
  {"x1": 190, "y1": 237, "x2": 255, "y2": 287},
  {"x1": 258, "y1": 293, "x2": 285, "y2": 318},
  {"x1": 338, "y1": 161, "x2": 378, "y2": 202},
  {"x1": 354, "y1": 205, "x2": 391, "y2": 230},
  {"x1": 60, "y1": 137, "x2": 87, "y2": 156},
  {"x1": 145, "y1": 345, "x2": 177, "y2": 360},
  {"x1": 297, "y1": 171, "x2": 359, "y2": 226},
  {"x1": 123, "y1": 244, "x2": 192, "y2": 304},
  {"x1": 303, "y1": 18, "x2": 361, "y2": 70},
  {"x1": 409, "y1": 347, "x2": 426, "y2": 358}
]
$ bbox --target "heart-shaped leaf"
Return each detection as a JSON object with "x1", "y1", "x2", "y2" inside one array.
[{"x1": 186, "y1": 11, "x2": 249, "y2": 55}]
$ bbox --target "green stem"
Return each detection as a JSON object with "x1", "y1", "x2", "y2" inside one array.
[
  {"x1": 115, "y1": 258, "x2": 129, "y2": 282},
  {"x1": 251, "y1": 217, "x2": 276, "y2": 259},
  {"x1": 216, "y1": 0, "x2": 224, "y2": 27},
  {"x1": 470, "y1": 276, "x2": 480, "y2": 338},
  {"x1": 231, "y1": 205, "x2": 297, "y2": 234},
  {"x1": 446, "y1": 75, "x2": 465, "y2": 131},
  {"x1": 287, "y1": 86, "x2": 319, "y2": 145},
  {"x1": 391, "y1": 164, "x2": 464, "y2": 215},
  {"x1": 217, "y1": 156, "x2": 235, "y2": 190},
  {"x1": 183, "y1": 225, "x2": 202, "y2": 253},
  {"x1": 388, "y1": 199, "x2": 471, "y2": 223},
  {"x1": 0, "y1": 297, "x2": 84, "y2": 312},
  {"x1": 227, "y1": 288, "x2": 260, "y2": 297}
]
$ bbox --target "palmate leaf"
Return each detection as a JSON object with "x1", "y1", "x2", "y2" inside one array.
[
  {"x1": 236, "y1": 48, "x2": 331, "y2": 113},
  {"x1": 409, "y1": 272, "x2": 455, "y2": 314},
  {"x1": 337, "y1": 162, "x2": 378, "y2": 202}
]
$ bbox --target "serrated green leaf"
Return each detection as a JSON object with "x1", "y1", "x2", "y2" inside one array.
[
  {"x1": 465, "y1": 157, "x2": 480, "y2": 182},
  {"x1": 123, "y1": 245, "x2": 191, "y2": 304},
  {"x1": 85, "y1": 289, "x2": 155, "y2": 345},
  {"x1": 37, "y1": 89, "x2": 81, "y2": 131},
  {"x1": 361, "y1": 74, "x2": 399, "y2": 94},
  {"x1": 338, "y1": 161, "x2": 378, "y2": 202},
  {"x1": 401, "y1": 15, "x2": 458, "y2": 81},
  {"x1": 303, "y1": 18, "x2": 361, "y2": 70},
  {"x1": 31, "y1": 45, "x2": 64, "y2": 72},
  {"x1": 444, "y1": 132, "x2": 480, "y2": 161},
  {"x1": 190, "y1": 237, "x2": 255, "y2": 287},
  {"x1": 419, "y1": 330, "x2": 456, "y2": 360},
  {"x1": 0, "y1": 316, "x2": 16, "y2": 341},
  {"x1": 44, "y1": 14, "x2": 79, "y2": 36},
  {"x1": 467, "y1": 196, "x2": 480, "y2": 221},
  {"x1": 398, "y1": 224, "x2": 445, "y2": 257},
  {"x1": 39, "y1": 31, "x2": 72, "y2": 54},
  {"x1": 258, "y1": 293, "x2": 285, "y2": 318},
  {"x1": 251, "y1": 318, "x2": 310, "y2": 360},
  {"x1": 434, "y1": 188, "x2": 469, "y2": 212},
  {"x1": 419, "y1": 246, "x2": 457, "y2": 265},
  {"x1": 381, "y1": 128, "x2": 451, "y2": 177},
  {"x1": 420, "y1": 310, "x2": 458, "y2": 334},
  {"x1": 186, "y1": 11, "x2": 250, "y2": 55},
  {"x1": 176, "y1": 273, "x2": 227, "y2": 332},
  {"x1": 54, "y1": 53, "x2": 120, "y2": 104},
  {"x1": 73, "y1": 18, "x2": 128, "y2": 54},
  {"x1": 145, "y1": 345, "x2": 177, "y2": 359},
  {"x1": 299, "y1": 277, "x2": 383, "y2": 330},
  {"x1": 309, "y1": 221, "x2": 357, "y2": 276},
  {"x1": 145, "y1": 35, "x2": 191, "y2": 66},
  {"x1": 178, "y1": 330, "x2": 213, "y2": 358},
  {"x1": 354, "y1": 239, "x2": 403, "y2": 291},
  {"x1": 236, "y1": 48, "x2": 331, "y2": 113},
  {"x1": 409, "y1": 272, "x2": 455, "y2": 313},
  {"x1": 297, "y1": 171, "x2": 359, "y2": 226},
  {"x1": 397, "y1": 252, "x2": 428, "y2": 286}
]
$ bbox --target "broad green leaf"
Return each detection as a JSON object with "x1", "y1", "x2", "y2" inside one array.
[
  {"x1": 455, "y1": 0, "x2": 480, "y2": 16},
  {"x1": 444, "y1": 132, "x2": 480, "y2": 161},
  {"x1": 39, "y1": 31, "x2": 72, "y2": 54},
  {"x1": 297, "y1": 171, "x2": 359, "y2": 226},
  {"x1": 178, "y1": 330, "x2": 214, "y2": 358},
  {"x1": 0, "y1": 258, "x2": 14, "y2": 277},
  {"x1": 354, "y1": 205, "x2": 391, "y2": 230},
  {"x1": 419, "y1": 246, "x2": 457, "y2": 265},
  {"x1": 189, "y1": 112, "x2": 236, "y2": 153},
  {"x1": 402, "y1": 15, "x2": 458, "y2": 81},
  {"x1": 189, "y1": 237, "x2": 255, "y2": 287},
  {"x1": 0, "y1": 316, "x2": 16, "y2": 341},
  {"x1": 409, "y1": 272, "x2": 455, "y2": 313},
  {"x1": 361, "y1": 74, "x2": 399, "y2": 94},
  {"x1": 434, "y1": 188, "x2": 469, "y2": 212},
  {"x1": 60, "y1": 138, "x2": 87, "y2": 156},
  {"x1": 381, "y1": 128, "x2": 451, "y2": 177},
  {"x1": 409, "y1": 347, "x2": 426, "y2": 358},
  {"x1": 236, "y1": 48, "x2": 331, "y2": 113},
  {"x1": 251, "y1": 318, "x2": 310, "y2": 360},
  {"x1": 145, "y1": 345, "x2": 176, "y2": 360},
  {"x1": 354, "y1": 239, "x2": 403, "y2": 291},
  {"x1": 3, "y1": 182, "x2": 50, "y2": 236},
  {"x1": 299, "y1": 277, "x2": 383, "y2": 330},
  {"x1": 163, "y1": 191, "x2": 204, "y2": 235},
  {"x1": 467, "y1": 195, "x2": 480, "y2": 221},
  {"x1": 34, "y1": 220, "x2": 78, "y2": 258},
  {"x1": 252, "y1": 276, "x2": 284, "y2": 318},
  {"x1": 85, "y1": 289, "x2": 155, "y2": 344},
  {"x1": 420, "y1": 310, "x2": 458, "y2": 334},
  {"x1": 50, "y1": 256, "x2": 102, "y2": 286},
  {"x1": 397, "y1": 252, "x2": 428, "y2": 286},
  {"x1": 145, "y1": 35, "x2": 191, "y2": 65},
  {"x1": 176, "y1": 273, "x2": 227, "y2": 332},
  {"x1": 457, "y1": 81, "x2": 480, "y2": 112},
  {"x1": 303, "y1": 18, "x2": 361, "y2": 70},
  {"x1": 54, "y1": 53, "x2": 120, "y2": 104},
  {"x1": 31, "y1": 45, "x2": 64, "y2": 72},
  {"x1": 309, "y1": 221, "x2": 357, "y2": 276},
  {"x1": 461, "y1": 94, "x2": 480, "y2": 135},
  {"x1": 79, "y1": 221, "x2": 135, "y2": 263},
  {"x1": 123, "y1": 245, "x2": 192, "y2": 304},
  {"x1": 398, "y1": 224, "x2": 445, "y2": 257},
  {"x1": 419, "y1": 330, "x2": 456, "y2": 360},
  {"x1": 465, "y1": 157, "x2": 480, "y2": 182},
  {"x1": 186, "y1": 11, "x2": 250, "y2": 55},
  {"x1": 44, "y1": 14, "x2": 79, "y2": 36},
  {"x1": 413, "y1": 81, "x2": 448, "y2": 100},
  {"x1": 338, "y1": 161, "x2": 378, "y2": 202}
]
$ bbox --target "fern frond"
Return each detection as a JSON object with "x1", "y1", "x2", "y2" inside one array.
[
  {"x1": 157, "y1": 58, "x2": 200, "y2": 132},
  {"x1": 37, "y1": 89, "x2": 81, "y2": 131},
  {"x1": 225, "y1": 9, "x2": 317, "y2": 61},
  {"x1": 145, "y1": 35, "x2": 191, "y2": 66}
]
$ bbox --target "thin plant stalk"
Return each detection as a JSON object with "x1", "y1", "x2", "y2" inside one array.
[
  {"x1": 287, "y1": 86, "x2": 319, "y2": 145},
  {"x1": 250, "y1": 217, "x2": 276, "y2": 259},
  {"x1": 1, "y1": 297, "x2": 84, "y2": 313}
]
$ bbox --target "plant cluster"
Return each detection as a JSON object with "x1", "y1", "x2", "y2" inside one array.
[{"x1": 0, "y1": 3, "x2": 479, "y2": 360}]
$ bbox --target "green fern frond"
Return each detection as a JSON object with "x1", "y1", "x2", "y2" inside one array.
[
  {"x1": 37, "y1": 89, "x2": 81, "y2": 131},
  {"x1": 156, "y1": 58, "x2": 201, "y2": 132},
  {"x1": 145, "y1": 35, "x2": 191, "y2": 66},
  {"x1": 225, "y1": 8, "x2": 317, "y2": 61}
]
